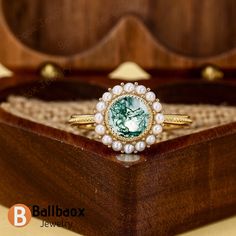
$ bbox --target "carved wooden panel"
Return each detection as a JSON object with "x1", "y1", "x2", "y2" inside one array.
[{"x1": 1, "y1": 0, "x2": 236, "y2": 70}]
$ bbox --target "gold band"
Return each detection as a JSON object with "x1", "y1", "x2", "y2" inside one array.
[{"x1": 68, "y1": 114, "x2": 192, "y2": 130}]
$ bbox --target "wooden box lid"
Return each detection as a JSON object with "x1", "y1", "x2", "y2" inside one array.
[{"x1": 1, "y1": 0, "x2": 236, "y2": 71}]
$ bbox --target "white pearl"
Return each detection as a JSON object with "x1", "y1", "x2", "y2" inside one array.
[
  {"x1": 155, "y1": 113, "x2": 165, "y2": 124},
  {"x1": 152, "y1": 124, "x2": 163, "y2": 135},
  {"x1": 152, "y1": 102, "x2": 162, "y2": 112},
  {"x1": 124, "y1": 83, "x2": 135, "y2": 92},
  {"x1": 112, "y1": 85, "x2": 123, "y2": 95},
  {"x1": 135, "y1": 85, "x2": 147, "y2": 94},
  {"x1": 112, "y1": 141, "x2": 122, "y2": 151},
  {"x1": 94, "y1": 113, "x2": 103, "y2": 123},
  {"x1": 96, "y1": 101, "x2": 106, "y2": 112},
  {"x1": 102, "y1": 135, "x2": 112, "y2": 145},
  {"x1": 124, "y1": 144, "x2": 134, "y2": 154},
  {"x1": 135, "y1": 141, "x2": 146, "y2": 152},
  {"x1": 145, "y1": 91, "x2": 156, "y2": 102},
  {"x1": 95, "y1": 125, "x2": 105, "y2": 135},
  {"x1": 146, "y1": 135, "x2": 156, "y2": 145},
  {"x1": 102, "y1": 92, "x2": 112, "y2": 102}
]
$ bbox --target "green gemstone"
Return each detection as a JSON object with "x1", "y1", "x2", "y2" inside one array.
[{"x1": 108, "y1": 95, "x2": 150, "y2": 139}]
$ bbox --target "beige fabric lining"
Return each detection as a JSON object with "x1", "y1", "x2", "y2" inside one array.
[{"x1": 1, "y1": 95, "x2": 236, "y2": 142}]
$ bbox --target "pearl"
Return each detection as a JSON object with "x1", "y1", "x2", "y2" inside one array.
[
  {"x1": 152, "y1": 124, "x2": 163, "y2": 135},
  {"x1": 94, "y1": 113, "x2": 103, "y2": 123},
  {"x1": 135, "y1": 141, "x2": 146, "y2": 152},
  {"x1": 152, "y1": 102, "x2": 162, "y2": 112},
  {"x1": 102, "y1": 92, "x2": 112, "y2": 102},
  {"x1": 102, "y1": 135, "x2": 112, "y2": 145},
  {"x1": 124, "y1": 83, "x2": 135, "y2": 92},
  {"x1": 112, "y1": 85, "x2": 123, "y2": 95},
  {"x1": 95, "y1": 125, "x2": 105, "y2": 135},
  {"x1": 146, "y1": 135, "x2": 156, "y2": 145},
  {"x1": 135, "y1": 85, "x2": 147, "y2": 94},
  {"x1": 96, "y1": 101, "x2": 106, "y2": 112},
  {"x1": 155, "y1": 113, "x2": 165, "y2": 124},
  {"x1": 124, "y1": 144, "x2": 134, "y2": 154},
  {"x1": 112, "y1": 141, "x2": 122, "y2": 151},
  {"x1": 145, "y1": 91, "x2": 156, "y2": 102}
]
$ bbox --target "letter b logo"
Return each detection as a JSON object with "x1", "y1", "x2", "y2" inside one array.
[{"x1": 8, "y1": 204, "x2": 32, "y2": 227}]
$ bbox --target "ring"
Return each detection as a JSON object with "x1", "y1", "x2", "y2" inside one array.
[{"x1": 68, "y1": 82, "x2": 192, "y2": 154}]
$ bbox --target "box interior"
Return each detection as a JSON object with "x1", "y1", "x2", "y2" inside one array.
[{"x1": 0, "y1": 79, "x2": 235, "y2": 143}]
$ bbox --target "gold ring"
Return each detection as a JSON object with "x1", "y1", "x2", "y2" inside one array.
[{"x1": 68, "y1": 82, "x2": 192, "y2": 154}]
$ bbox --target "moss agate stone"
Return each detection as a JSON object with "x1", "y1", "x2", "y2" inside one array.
[{"x1": 108, "y1": 96, "x2": 150, "y2": 139}]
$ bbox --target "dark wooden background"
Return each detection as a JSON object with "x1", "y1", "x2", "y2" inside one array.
[{"x1": 1, "y1": 0, "x2": 236, "y2": 70}]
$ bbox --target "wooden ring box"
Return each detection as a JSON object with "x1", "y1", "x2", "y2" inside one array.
[{"x1": 0, "y1": 1, "x2": 236, "y2": 235}]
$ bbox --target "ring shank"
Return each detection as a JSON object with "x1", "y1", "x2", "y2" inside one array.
[{"x1": 68, "y1": 114, "x2": 192, "y2": 129}]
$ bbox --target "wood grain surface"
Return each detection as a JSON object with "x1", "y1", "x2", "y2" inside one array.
[{"x1": 2, "y1": 0, "x2": 236, "y2": 70}]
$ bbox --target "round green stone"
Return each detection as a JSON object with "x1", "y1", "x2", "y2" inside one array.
[{"x1": 108, "y1": 95, "x2": 150, "y2": 139}]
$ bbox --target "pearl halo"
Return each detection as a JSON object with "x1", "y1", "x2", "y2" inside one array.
[{"x1": 94, "y1": 83, "x2": 164, "y2": 153}]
